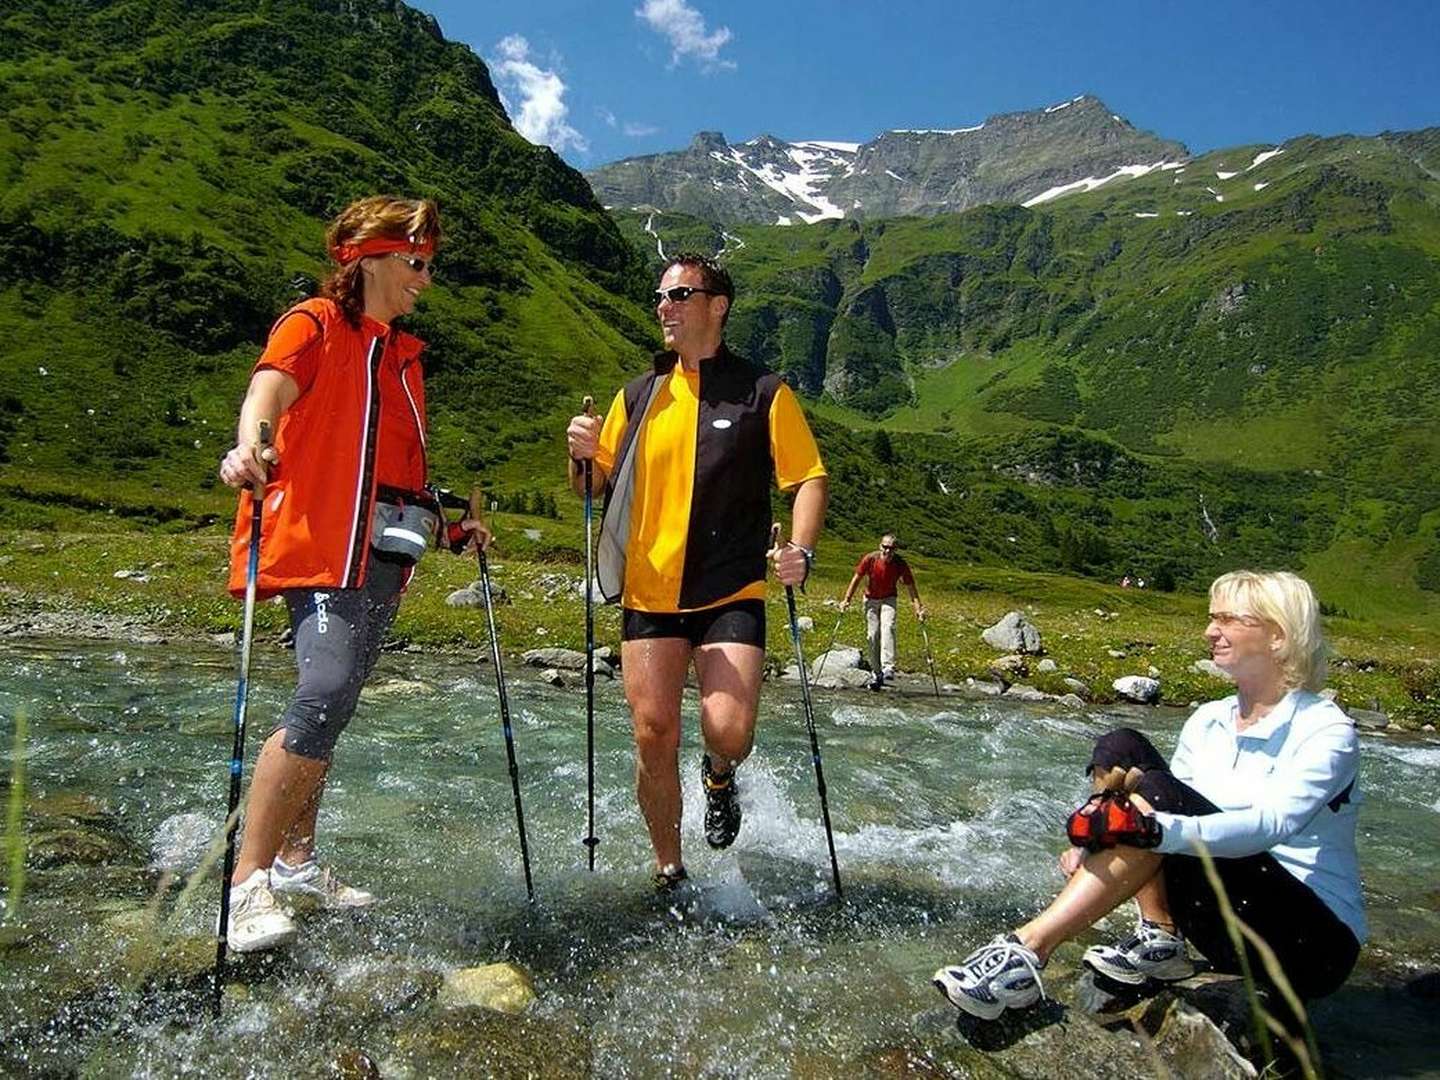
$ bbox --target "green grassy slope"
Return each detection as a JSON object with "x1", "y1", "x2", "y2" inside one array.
[
  {"x1": 612, "y1": 136, "x2": 1440, "y2": 623},
  {"x1": 0, "y1": 0, "x2": 656, "y2": 521}
]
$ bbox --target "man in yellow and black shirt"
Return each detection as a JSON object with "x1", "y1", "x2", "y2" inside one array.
[{"x1": 566, "y1": 253, "x2": 828, "y2": 889}]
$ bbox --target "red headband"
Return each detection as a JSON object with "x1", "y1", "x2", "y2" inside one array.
[{"x1": 331, "y1": 234, "x2": 437, "y2": 265}]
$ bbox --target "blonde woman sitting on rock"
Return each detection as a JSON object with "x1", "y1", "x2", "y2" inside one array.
[{"x1": 933, "y1": 570, "x2": 1365, "y2": 1027}]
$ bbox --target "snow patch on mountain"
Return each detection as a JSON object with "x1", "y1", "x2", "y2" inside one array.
[
  {"x1": 1023, "y1": 160, "x2": 1186, "y2": 207},
  {"x1": 1248, "y1": 148, "x2": 1284, "y2": 170}
]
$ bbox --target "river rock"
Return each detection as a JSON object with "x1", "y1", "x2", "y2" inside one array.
[
  {"x1": 1003, "y1": 683, "x2": 1049, "y2": 702},
  {"x1": 989, "y1": 654, "x2": 1028, "y2": 684},
  {"x1": 150, "y1": 812, "x2": 216, "y2": 873},
  {"x1": 1057, "y1": 693, "x2": 1087, "y2": 709},
  {"x1": 1063, "y1": 677, "x2": 1092, "y2": 698},
  {"x1": 1113, "y1": 675, "x2": 1161, "y2": 704},
  {"x1": 537, "y1": 668, "x2": 565, "y2": 687},
  {"x1": 964, "y1": 677, "x2": 1004, "y2": 696},
  {"x1": 331, "y1": 961, "x2": 441, "y2": 1024},
  {"x1": 1036, "y1": 658, "x2": 1058, "y2": 674},
  {"x1": 1348, "y1": 706, "x2": 1389, "y2": 730},
  {"x1": 522, "y1": 647, "x2": 588, "y2": 671},
  {"x1": 815, "y1": 667, "x2": 876, "y2": 690},
  {"x1": 392, "y1": 1007, "x2": 589, "y2": 1078},
  {"x1": 812, "y1": 645, "x2": 864, "y2": 679},
  {"x1": 447, "y1": 581, "x2": 508, "y2": 607},
  {"x1": 982, "y1": 611, "x2": 1043, "y2": 654},
  {"x1": 1192, "y1": 658, "x2": 1232, "y2": 681},
  {"x1": 438, "y1": 962, "x2": 537, "y2": 1014}
]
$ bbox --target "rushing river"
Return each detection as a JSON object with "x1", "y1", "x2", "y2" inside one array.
[{"x1": 1, "y1": 638, "x2": 1438, "y2": 1077}]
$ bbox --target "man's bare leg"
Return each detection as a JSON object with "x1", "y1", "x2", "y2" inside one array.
[
  {"x1": 694, "y1": 642, "x2": 765, "y2": 774},
  {"x1": 232, "y1": 728, "x2": 329, "y2": 883},
  {"x1": 622, "y1": 637, "x2": 693, "y2": 872}
]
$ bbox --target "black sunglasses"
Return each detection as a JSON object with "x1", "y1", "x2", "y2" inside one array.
[
  {"x1": 652, "y1": 285, "x2": 721, "y2": 305},
  {"x1": 389, "y1": 252, "x2": 434, "y2": 275}
]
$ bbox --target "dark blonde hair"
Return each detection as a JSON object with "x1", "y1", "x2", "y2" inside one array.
[{"x1": 320, "y1": 196, "x2": 443, "y2": 326}]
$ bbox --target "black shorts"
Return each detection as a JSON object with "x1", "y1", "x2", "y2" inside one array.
[
  {"x1": 622, "y1": 599, "x2": 766, "y2": 648},
  {"x1": 1088, "y1": 728, "x2": 1360, "y2": 1002}
]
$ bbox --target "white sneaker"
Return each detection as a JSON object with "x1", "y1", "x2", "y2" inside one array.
[
  {"x1": 269, "y1": 859, "x2": 375, "y2": 909},
  {"x1": 933, "y1": 934, "x2": 1046, "y2": 1020},
  {"x1": 225, "y1": 868, "x2": 298, "y2": 953},
  {"x1": 1083, "y1": 918, "x2": 1196, "y2": 985}
]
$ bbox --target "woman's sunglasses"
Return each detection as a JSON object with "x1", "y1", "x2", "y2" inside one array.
[
  {"x1": 652, "y1": 285, "x2": 721, "y2": 305},
  {"x1": 389, "y1": 252, "x2": 434, "y2": 274}
]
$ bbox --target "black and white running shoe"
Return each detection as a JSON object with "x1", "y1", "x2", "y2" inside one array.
[
  {"x1": 932, "y1": 934, "x2": 1046, "y2": 1020},
  {"x1": 1083, "y1": 918, "x2": 1196, "y2": 985}
]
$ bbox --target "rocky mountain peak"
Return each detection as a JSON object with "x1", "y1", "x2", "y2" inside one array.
[{"x1": 588, "y1": 96, "x2": 1188, "y2": 224}]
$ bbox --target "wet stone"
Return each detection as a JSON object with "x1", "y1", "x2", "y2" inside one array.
[
  {"x1": 330, "y1": 962, "x2": 442, "y2": 1024},
  {"x1": 390, "y1": 1006, "x2": 589, "y2": 1079},
  {"x1": 438, "y1": 961, "x2": 537, "y2": 1014}
]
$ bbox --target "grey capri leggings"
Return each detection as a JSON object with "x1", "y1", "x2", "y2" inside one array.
[{"x1": 274, "y1": 556, "x2": 405, "y2": 760}]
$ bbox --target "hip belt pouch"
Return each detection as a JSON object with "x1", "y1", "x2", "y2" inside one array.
[{"x1": 371, "y1": 500, "x2": 439, "y2": 566}]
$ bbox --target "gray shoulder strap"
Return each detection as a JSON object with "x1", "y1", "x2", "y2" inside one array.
[{"x1": 596, "y1": 374, "x2": 667, "y2": 604}]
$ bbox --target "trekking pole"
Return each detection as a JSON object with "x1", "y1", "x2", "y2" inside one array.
[
  {"x1": 918, "y1": 615, "x2": 942, "y2": 700},
  {"x1": 772, "y1": 524, "x2": 843, "y2": 899},
  {"x1": 471, "y1": 487, "x2": 535, "y2": 902},
  {"x1": 580, "y1": 396, "x2": 599, "y2": 870},
  {"x1": 213, "y1": 419, "x2": 272, "y2": 1018},
  {"x1": 812, "y1": 608, "x2": 846, "y2": 684}
]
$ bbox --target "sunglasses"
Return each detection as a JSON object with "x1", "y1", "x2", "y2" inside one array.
[
  {"x1": 652, "y1": 285, "x2": 722, "y2": 305},
  {"x1": 880, "y1": 545, "x2": 896, "y2": 552},
  {"x1": 390, "y1": 252, "x2": 434, "y2": 275}
]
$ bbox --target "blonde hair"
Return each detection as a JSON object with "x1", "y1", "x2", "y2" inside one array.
[
  {"x1": 1209, "y1": 570, "x2": 1328, "y2": 691},
  {"x1": 320, "y1": 196, "x2": 443, "y2": 326}
]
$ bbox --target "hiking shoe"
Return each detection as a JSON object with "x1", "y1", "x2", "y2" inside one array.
[
  {"x1": 1083, "y1": 919, "x2": 1195, "y2": 985},
  {"x1": 932, "y1": 934, "x2": 1046, "y2": 1020},
  {"x1": 225, "y1": 868, "x2": 298, "y2": 953},
  {"x1": 270, "y1": 858, "x2": 375, "y2": 909},
  {"x1": 702, "y1": 754, "x2": 742, "y2": 850},
  {"x1": 652, "y1": 863, "x2": 689, "y2": 892},
  {"x1": 868, "y1": 674, "x2": 884, "y2": 691}
]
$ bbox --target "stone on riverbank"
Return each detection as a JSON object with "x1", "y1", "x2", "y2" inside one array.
[
  {"x1": 1063, "y1": 677, "x2": 1092, "y2": 698},
  {"x1": 1113, "y1": 675, "x2": 1162, "y2": 704},
  {"x1": 1348, "y1": 706, "x2": 1389, "y2": 730},
  {"x1": 1192, "y1": 658, "x2": 1232, "y2": 681},
  {"x1": 438, "y1": 961, "x2": 537, "y2": 1014},
  {"x1": 812, "y1": 645, "x2": 864, "y2": 679},
  {"x1": 982, "y1": 611, "x2": 1043, "y2": 654},
  {"x1": 523, "y1": 647, "x2": 587, "y2": 670},
  {"x1": 1004, "y1": 683, "x2": 1049, "y2": 702},
  {"x1": 989, "y1": 653, "x2": 1028, "y2": 684}
]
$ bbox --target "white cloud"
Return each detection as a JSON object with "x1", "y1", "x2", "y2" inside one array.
[
  {"x1": 597, "y1": 107, "x2": 618, "y2": 128},
  {"x1": 623, "y1": 121, "x2": 660, "y2": 137},
  {"x1": 490, "y1": 35, "x2": 587, "y2": 153},
  {"x1": 635, "y1": 0, "x2": 734, "y2": 70}
]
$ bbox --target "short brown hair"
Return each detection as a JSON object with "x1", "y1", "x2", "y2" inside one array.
[
  {"x1": 320, "y1": 196, "x2": 442, "y2": 326},
  {"x1": 663, "y1": 252, "x2": 734, "y2": 300}
]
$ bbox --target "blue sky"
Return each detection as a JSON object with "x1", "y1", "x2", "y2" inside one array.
[{"x1": 414, "y1": 1, "x2": 1440, "y2": 168}]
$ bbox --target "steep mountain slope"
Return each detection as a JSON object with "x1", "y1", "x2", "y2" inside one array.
[
  {"x1": 0, "y1": 0, "x2": 655, "y2": 516},
  {"x1": 587, "y1": 96, "x2": 1186, "y2": 224}
]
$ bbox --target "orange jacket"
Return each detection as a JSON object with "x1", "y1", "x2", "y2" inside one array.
[{"x1": 227, "y1": 298, "x2": 427, "y2": 598}]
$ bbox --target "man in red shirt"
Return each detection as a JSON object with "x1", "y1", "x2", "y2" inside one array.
[{"x1": 840, "y1": 534, "x2": 925, "y2": 690}]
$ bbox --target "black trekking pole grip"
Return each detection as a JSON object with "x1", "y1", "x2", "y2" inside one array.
[
  {"x1": 470, "y1": 487, "x2": 535, "y2": 902},
  {"x1": 580, "y1": 396, "x2": 599, "y2": 868},
  {"x1": 213, "y1": 417, "x2": 272, "y2": 1017},
  {"x1": 773, "y1": 523, "x2": 843, "y2": 899}
]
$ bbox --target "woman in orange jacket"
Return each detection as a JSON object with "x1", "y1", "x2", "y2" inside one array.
[{"x1": 217, "y1": 195, "x2": 487, "y2": 953}]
